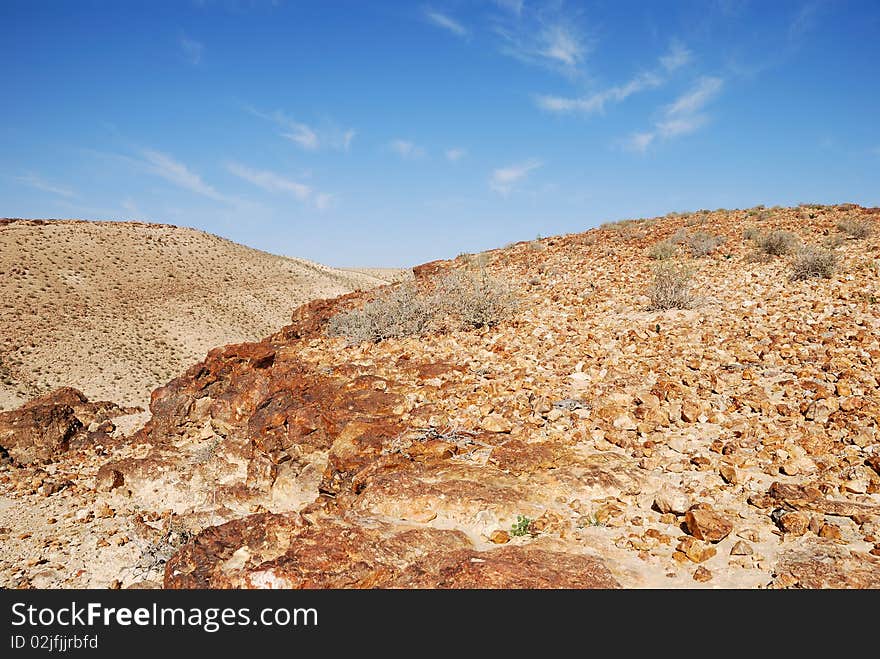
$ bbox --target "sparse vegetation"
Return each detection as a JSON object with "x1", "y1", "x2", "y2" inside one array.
[
  {"x1": 327, "y1": 269, "x2": 516, "y2": 344},
  {"x1": 685, "y1": 231, "x2": 726, "y2": 257},
  {"x1": 648, "y1": 240, "x2": 677, "y2": 260},
  {"x1": 790, "y1": 247, "x2": 838, "y2": 281},
  {"x1": 327, "y1": 283, "x2": 432, "y2": 344},
  {"x1": 510, "y1": 515, "x2": 532, "y2": 537},
  {"x1": 434, "y1": 269, "x2": 517, "y2": 330},
  {"x1": 756, "y1": 230, "x2": 799, "y2": 256},
  {"x1": 837, "y1": 217, "x2": 873, "y2": 239},
  {"x1": 649, "y1": 263, "x2": 693, "y2": 310}
]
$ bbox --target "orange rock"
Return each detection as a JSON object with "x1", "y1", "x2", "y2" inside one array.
[{"x1": 685, "y1": 507, "x2": 733, "y2": 543}]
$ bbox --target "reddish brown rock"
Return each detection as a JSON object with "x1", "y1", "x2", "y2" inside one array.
[
  {"x1": 772, "y1": 539, "x2": 880, "y2": 588},
  {"x1": 164, "y1": 513, "x2": 619, "y2": 589},
  {"x1": 685, "y1": 506, "x2": 733, "y2": 543}
]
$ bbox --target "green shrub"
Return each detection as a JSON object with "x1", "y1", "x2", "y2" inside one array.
[{"x1": 510, "y1": 515, "x2": 532, "y2": 537}]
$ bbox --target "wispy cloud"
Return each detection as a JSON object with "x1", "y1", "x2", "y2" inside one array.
[
  {"x1": 490, "y1": 159, "x2": 542, "y2": 195},
  {"x1": 179, "y1": 34, "x2": 204, "y2": 65},
  {"x1": 226, "y1": 161, "x2": 333, "y2": 211},
  {"x1": 789, "y1": 1, "x2": 823, "y2": 43},
  {"x1": 625, "y1": 76, "x2": 724, "y2": 152},
  {"x1": 137, "y1": 148, "x2": 229, "y2": 201},
  {"x1": 536, "y1": 42, "x2": 691, "y2": 114},
  {"x1": 493, "y1": 0, "x2": 524, "y2": 15},
  {"x1": 226, "y1": 162, "x2": 311, "y2": 201},
  {"x1": 494, "y1": 5, "x2": 591, "y2": 75},
  {"x1": 247, "y1": 107, "x2": 355, "y2": 151},
  {"x1": 660, "y1": 40, "x2": 692, "y2": 72},
  {"x1": 389, "y1": 139, "x2": 426, "y2": 159},
  {"x1": 445, "y1": 147, "x2": 467, "y2": 162},
  {"x1": 424, "y1": 9, "x2": 468, "y2": 38},
  {"x1": 537, "y1": 72, "x2": 663, "y2": 114},
  {"x1": 15, "y1": 172, "x2": 76, "y2": 198}
]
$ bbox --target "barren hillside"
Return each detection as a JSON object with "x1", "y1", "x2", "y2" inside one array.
[
  {"x1": 1, "y1": 204, "x2": 879, "y2": 589},
  {"x1": 0, "y1": 219, "x2": 404, "y2": 410}
]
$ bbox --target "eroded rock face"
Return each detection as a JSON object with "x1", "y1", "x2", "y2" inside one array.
[
  {"x1": 0, "y1": 387, "x2": 137, "y2": 464},
  {"x1": 164, "y1": 512, "x2": 619, "y2": 589},
  {"x1": 772, "y1": 539, "x2": 880, "y2": 588}
]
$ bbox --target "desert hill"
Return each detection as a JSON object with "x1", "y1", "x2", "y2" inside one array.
[
  {"x1": 1, "y1": 203, "x2": 879, "y2": 589},
  {"x1": 0, "y1": 219, "x2": 405, "y2": 410}
]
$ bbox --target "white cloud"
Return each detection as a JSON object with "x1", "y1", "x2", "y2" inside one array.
[
  {"x1": 179, "y1": 35, "x2": 204, "y2": 65},
  {"x1": 226, "y1": 162, "x2": 311, "y2": 201},
  {"x1": 490, "y1": 159, "x2": 542, "y2": 195},
  {"x1": 660, "y1": 40, "x2": 692, "y2": 72},
  {"x1": 425, "y1": 9, "x2": 468, "y2": 38},
  {"x1": 625, "y1": 76, "x2": 724, "y2": 151},
  {"x1": 539, "y1": 24, "x2": 584, "y2": 67},
  {"x1": 493, "y1": 0, "x2": 524, "y2": 15},
  {"x1": 624, "y1": 132, "x2": 656, "y2": 153},
  {"x1": 445, "y1": 147, "x2": 467, "y2": 162},
  {"x1": 248, "y1": 107, "x2": 355, "y2": 152},
  {"x1": 536, "y1": 41, "x2": 692, "y2": 115},
  {"x1": 537, "y1": 72, "x2": 663, "y2": 114},
  {"x1": 494, "y1": 7, "x2": 591, "y2": 76},
  {"x1": 664, "y1": 76, "x2": 723, "y2": 116},
  {"x1": 15, "y1": 173, "x2": 76, "y2": 198},
  {"x1": 139, "y1": 149, "x2": 230, "y2": 202},
  {"x1": 315, "y1": 193, "x2": 333, "y2": 211},
  {"x1": 389, "y1": 139, "x2": 426, "y2": 159},
  {"x1": 282, "y1": 123, "x2": 319, "y2": 150}
]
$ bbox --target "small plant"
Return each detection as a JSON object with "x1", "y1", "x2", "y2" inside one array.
[
  {"x1": 648, "y1": 240, "x2": 676, "y2": 260},
  {"x1": 756, "y1": 230, "x2": 799, "y2": 256},
  {"x1": 837, "y1": 217, "x2": 873, "y2": 239},
  {"x1": 649, "y1": 263, "x2": 693, "y2": 310},
  {"x1": 790, "y1": 247, "x2": 838, "y2": 281},
  {"x1": 433, "y1": 269, "x2": 516, "y2": 330},
  {"x1": 327, "y1": 283, "x2": 432, "y2": 344},
  {"x1": 686, "y1": 231, "x2": 726, "y2": 257},
  {"x1": 510, "y1": 515, "x2": 532, "y2": 537},
  {"x1": 742, "y1": 225, "x2": 761, "y2": 241}
]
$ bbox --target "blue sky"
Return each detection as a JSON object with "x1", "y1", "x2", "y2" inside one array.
[{"x1": 2, "y1": 1, "x2": 879, "y2": 267}]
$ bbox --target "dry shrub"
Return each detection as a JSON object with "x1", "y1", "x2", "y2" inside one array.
[
  {"x1": 837, "y1": 217, "x2": 873, "y2": 239},
  {"x1": 756, "y1": 230, "x2": 799, "y2": 256},
  {"x1": 686, "y1": 231, "x2": 726, "y2": 257},
  {"x1": 649, "y1": 263, "x2": 693, "y2": 310},
  {"x1": 434, "y1": 269, "x2": 517, "y2": 330},
  {"x1": 648, "y1": 240, "x2": 677, "y2": 260},
  {"x1": 790, "y1": 247, "x2": 838, "y2": 281},
  {"x1": 327, "y1": 270, "x2": 516, "y2": 344},
  {"x1": 327, "y1": 283, "x2": 432, "y2": 344}
]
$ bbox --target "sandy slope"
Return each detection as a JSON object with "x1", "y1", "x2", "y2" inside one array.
[{"x1": 0, "y1": 219, "x2": 405, "y2": 410}]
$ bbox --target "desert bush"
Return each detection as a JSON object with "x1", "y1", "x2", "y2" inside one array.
[
  {"x1": 327, "y1": 283, "x2": 432, "y2": 344},
  {"x1": 790, "y1": 247, "x2": 838, "y2": 281},
  {"x1": 433, "y1": 269, "x2": 516, "y2": 330},
  {"x1": 742, "y1": 225, "x2": 761, "y2": 241},
  {"x1": 686, "y1": 231, "x2": 726, "y2": 257},
  {"x1": 648, "y1": 240, "x2": 677, "y2": 260},
  {"x1": 756, "y1": 230, "x2": 799, "y2": 256},
  {"x1": 648, "y1": 263, "x2": 693, "y2": 310},
  {"x1": 837, "y1": 217, "x2": 873, "y2": 239}
]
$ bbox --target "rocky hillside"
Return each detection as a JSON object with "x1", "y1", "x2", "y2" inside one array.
[
  {"x1": 1, "y1": 204, "x2": 879, "y2": 588},
  {"x1": 0, "y1": 219, "x2": 403, "y2": 410}
]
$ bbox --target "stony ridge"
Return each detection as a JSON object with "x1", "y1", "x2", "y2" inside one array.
[{"x1": 2, "y1": 204, "x2": 879, "y2": 588}]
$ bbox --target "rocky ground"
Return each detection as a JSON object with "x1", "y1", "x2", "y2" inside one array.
[{"x1": 2, "y1": 204, "x2": 879, "y2": 588}]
